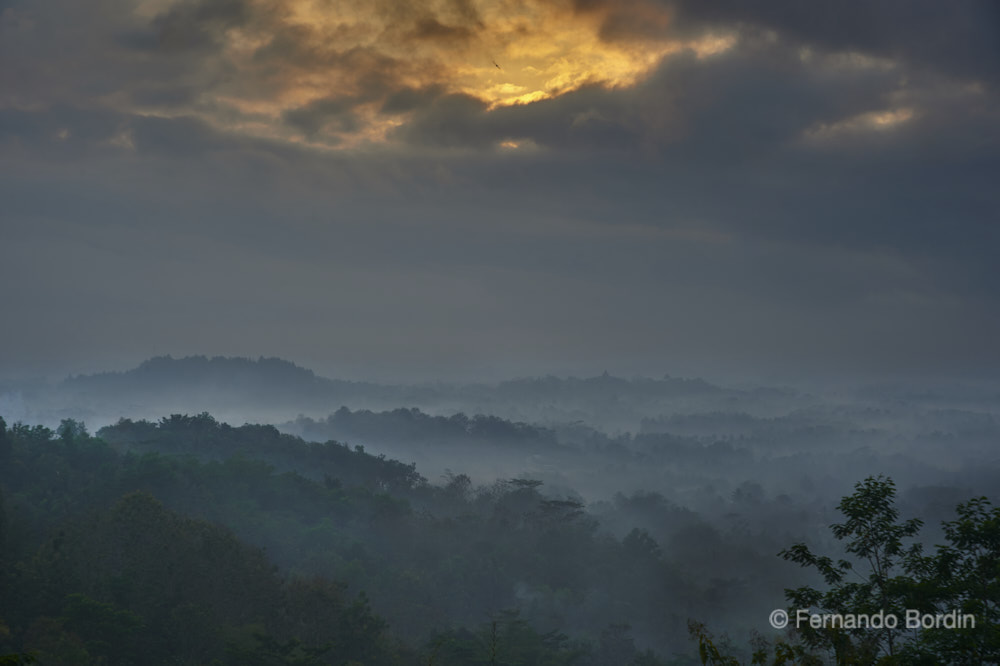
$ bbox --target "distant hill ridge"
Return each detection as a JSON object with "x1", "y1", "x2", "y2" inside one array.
[
  {"x1": 69, "y1": 354, "x2": 314, "y2": 383},
  {"x1": 52, "y1": 355, "x2": 754, "y2": 430},
  {"x1": 61, "y1": 355, "x2": 367, "y2": 395},
  {"x1": 61, "y1": 354, "x2": 732, "y2": 397}
]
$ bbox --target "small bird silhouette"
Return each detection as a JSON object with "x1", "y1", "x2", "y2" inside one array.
[{"x1": 492, "y1": 59, "x2": 502, "y2": 70}]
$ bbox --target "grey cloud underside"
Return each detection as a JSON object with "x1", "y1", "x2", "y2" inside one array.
[
  {"x1": 664, "y1": 0, "x2": 1000, "y2": 87},
  {"x1": 0, "y1": 0, "x2": 997, "y2": 381}
]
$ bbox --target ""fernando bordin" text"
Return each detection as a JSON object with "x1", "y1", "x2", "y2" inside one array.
[{"x1": 790, "y1": 609, "x2": 975, "y2": 630}]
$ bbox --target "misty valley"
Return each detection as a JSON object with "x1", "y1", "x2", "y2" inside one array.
[
  {"x1": 5, "y1": 0, "x2": 998, "y2": 661},
  {"x1": 0, "y1": 356, "x2": 997, "y2": 664}
]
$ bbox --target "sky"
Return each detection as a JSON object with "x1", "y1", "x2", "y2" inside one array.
[{"x1": 1, "y1": 0, "x2": 999, "y2": 384}]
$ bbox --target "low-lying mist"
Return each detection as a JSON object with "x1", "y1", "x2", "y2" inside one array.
[{"x1": 1, "y1": 355, "x2": 997, "y2": 663}]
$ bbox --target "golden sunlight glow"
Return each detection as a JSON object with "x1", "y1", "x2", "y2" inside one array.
[
  {"x1": 803, "y1": 107, "x2": 915, "y2": 143},
  {"x1": 127, "y1": 0, "x2": 737, "y2": 148},
  {"x1": 865, "y1": 109, "x2": 914, "y2": 127},
  {"x1": 448, "y1": 6, "x2": 735, "y2": 110}
]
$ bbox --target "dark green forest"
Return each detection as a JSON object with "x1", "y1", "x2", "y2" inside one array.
[{"x1": 1, "y1": 414, "x2": 997, "y2": 664}]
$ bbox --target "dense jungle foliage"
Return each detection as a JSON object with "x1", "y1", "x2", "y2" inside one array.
[{"x1": 1, "y1": 414, "x2": 997, "y2": 664}]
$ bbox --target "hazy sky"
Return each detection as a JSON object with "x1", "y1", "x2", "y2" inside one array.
[{"x1": 2, "y1": 0, "x2": 998, "y2": 383}]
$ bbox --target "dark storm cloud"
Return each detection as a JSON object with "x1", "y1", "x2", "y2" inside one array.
[
  {"x1": 283, "y1": 97, "x2": 362, "y2": 137},
  {"x1": 410, "y1": 16, "x2": 477, "y2": 43},
  {"x1": 143, "y1": 0, "x2": 252, "y2": 53},
  {"x1": 380, "y1": 85, "x2": 448, "y2": 114},
  {"x1": 392, "y1": 93, "x2": 493, "y2": 148},
  {"x1": 678, "y1": 0, "x2": 1000, "y2": 84},
  {"x1": 571, "y1": 0, "x2": 674, "y2": 43},
  {"x1": 393, "y1": 81, "x2": 647, "y2": 150},
  {"x1": 1, "y1": 0, "x2": 247, "y2": 115},
  {"x1": 566, "y1": 0, "x2": 999, "y2": 90}
]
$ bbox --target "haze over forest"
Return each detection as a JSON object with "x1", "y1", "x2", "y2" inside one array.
[
  {"x1": 2, "y1": 0, "x2": 999, "y2": 663},
  {"x1": 2, "y1": 356, "x2": 999, "y2": 662}
]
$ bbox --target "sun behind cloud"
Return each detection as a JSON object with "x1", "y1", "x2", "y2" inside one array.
[{"x1": 131, "y1": 0, "x2": 734, "y2": 148}]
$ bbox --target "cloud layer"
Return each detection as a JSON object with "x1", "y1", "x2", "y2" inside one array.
[{"x1": 1, "y1": 0, "x2": 998, "y2": 381}]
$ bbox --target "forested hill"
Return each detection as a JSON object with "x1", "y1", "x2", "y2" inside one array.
[
  {"x1": 61, "y1": 356, "x2": 736, "y2": 401},
  {"x1": 67, "y1": 355, "x2": 327, "y2": 390},
  {"x1": 0, "y1": 413, "x2": 798, "y2": 664},
  {"x1": 46, "y1": 355, "x2": 444, "y2": 428},
  {"x1": 61, "y1": 355, "x2": 379, "y2": 404},
  {"x1": 32, "y1": 355, "x2": 763, "y2": 431},
  {"x1": 98, "y1": 412, "x2": 425, "y2": 491},
  {"x1": 284, "y1": 407, "x2": 559, "y2": 451},
  {"x1": 59, "y1": 356, "x2": 736, "y2": 400}
]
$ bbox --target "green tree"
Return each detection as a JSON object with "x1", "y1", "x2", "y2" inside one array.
[
  {"x1": 60, "y1": 593, "x2": 144, "y2": 664},
  {"x1": 426, "y1": 610, "x2": 586, "y2": 665},
  {"x1": 0, "y1": 416, "x2": 10, "y2": 463},
  {"x1": 688, "y1": 620, "x2": 819, "y2": 666},
  {"x1": 225, "y1": 631, "x2": 331, "y2": 666},
  {"x1": 0, "y1": 487, "x2": 7, "y2": 563},
  {"x1": 780, "y1": 476, "x2": 922, "y2": 662},
  {"x1": 694, "y1": 477, "x2": 999, "y2": 665},
  {"x1": 56, "y1": 419, "x2": 88, "y2": 445},
  {"x1": 904, "y1": 497, "x2": 1000, "y2": 663}
]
